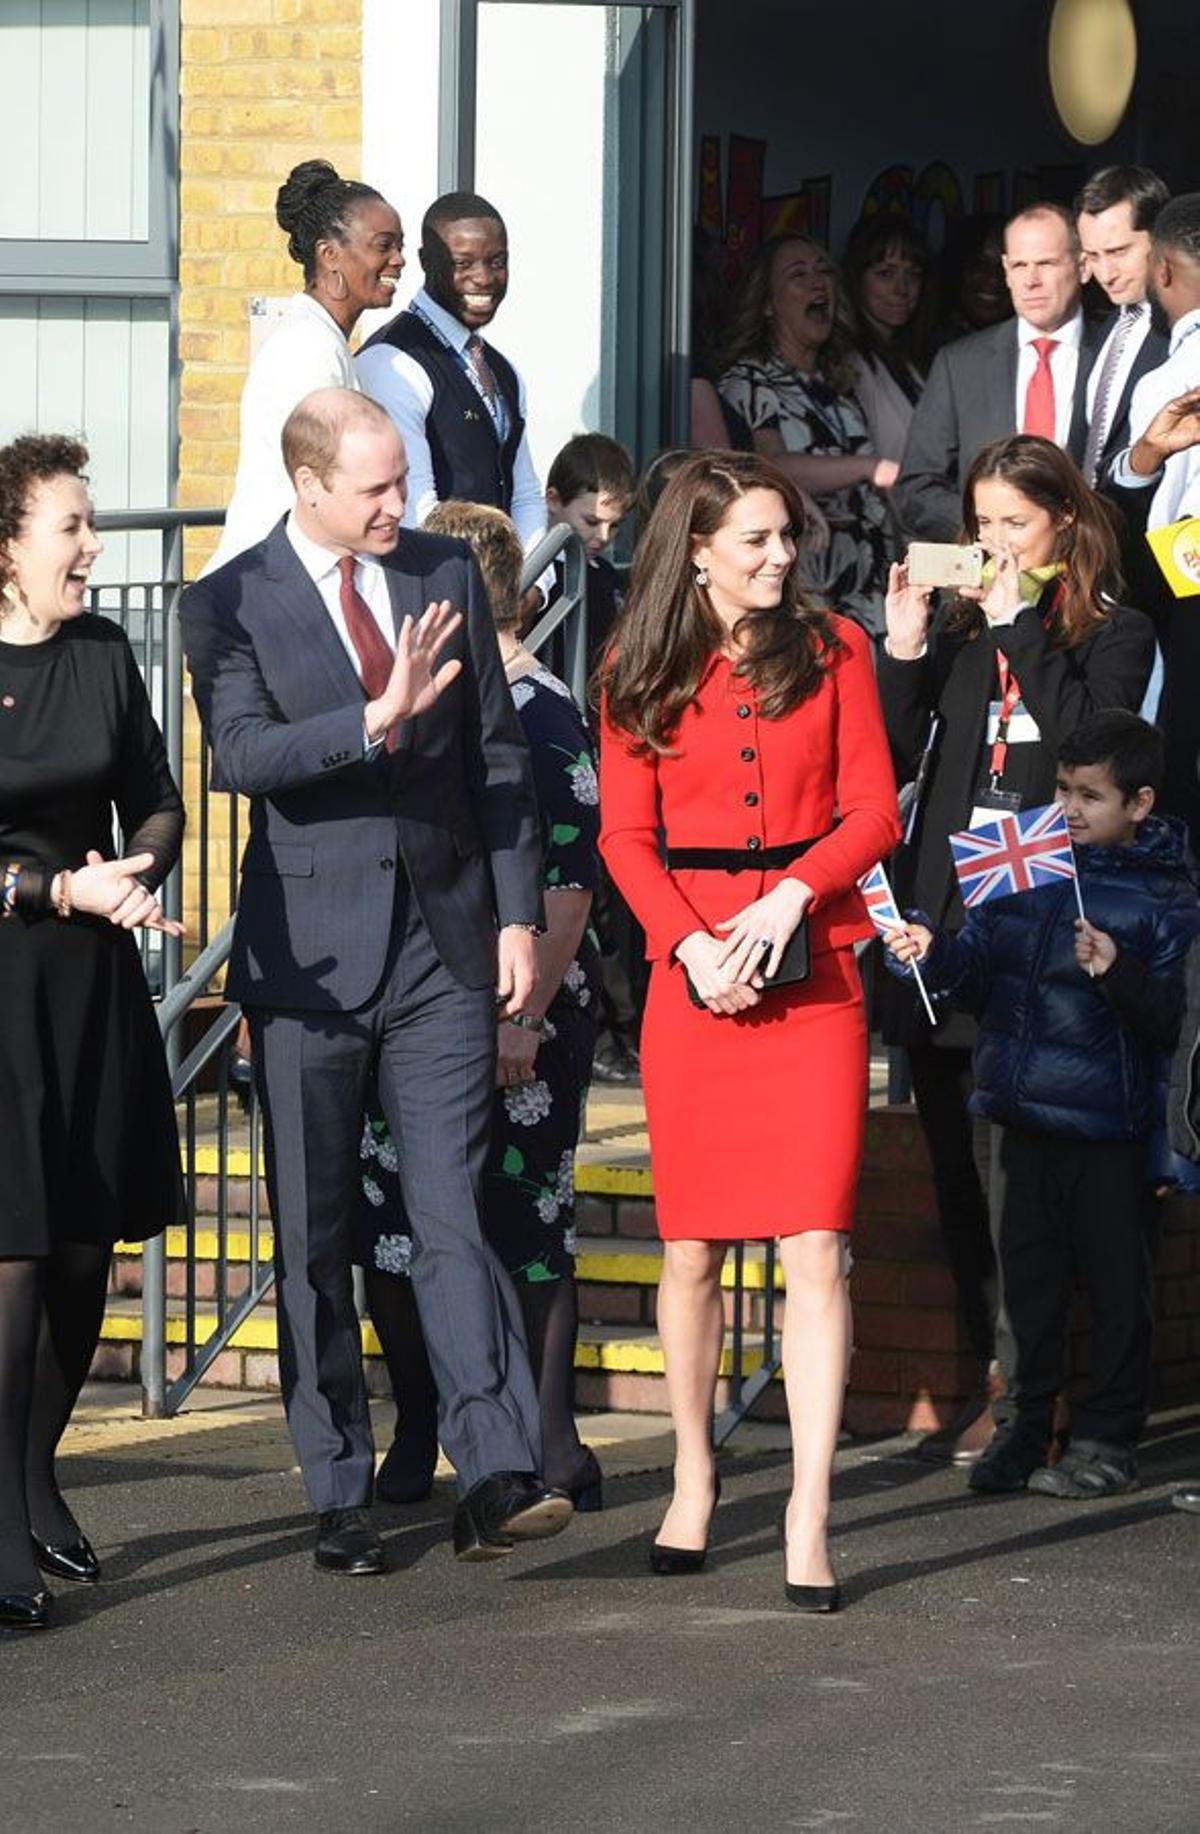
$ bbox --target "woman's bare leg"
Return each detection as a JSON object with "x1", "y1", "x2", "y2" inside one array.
[
  {"x1": 654, "y1": 1238, "x2": 727, "y2": 1549},
  {"x1": 778, "y1": 1230, "x2": 851, "y2": 1587}
]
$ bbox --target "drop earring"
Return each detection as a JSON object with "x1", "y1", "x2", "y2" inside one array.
[{"x1": 694, "y1": 565, "x2": 709, "y2": 588}]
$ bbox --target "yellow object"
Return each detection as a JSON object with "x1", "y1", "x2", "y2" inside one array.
[
  {"x1": 1146, "y1": 518, "x2": 1200, "y2": 599},
  {"x1": 1047, "y1": 0, "x2": 1137, "y2": 146}
]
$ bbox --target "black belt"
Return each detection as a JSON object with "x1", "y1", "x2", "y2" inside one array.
[{"x1": 665, "y1": 833, "x2": 829, "y2": 874}]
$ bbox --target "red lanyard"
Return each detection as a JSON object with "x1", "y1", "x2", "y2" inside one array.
[
  {"x1": 987, "y1": 583, "x2": 1065, "y2": 786},
  {"x1": 988, "y1": 652, "x2": 1024, "y2": 783}
]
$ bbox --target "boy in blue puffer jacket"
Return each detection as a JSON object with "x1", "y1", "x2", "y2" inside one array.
[{"x1": 884, "y1": 711, "x2": 1200, "y2": 1499}]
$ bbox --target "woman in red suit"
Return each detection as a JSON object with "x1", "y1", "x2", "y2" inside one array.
[{"x1": 599, "y1": 452, "x2": 899, "y2": 1610}]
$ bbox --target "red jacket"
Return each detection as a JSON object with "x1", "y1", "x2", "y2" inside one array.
[{"x1": 599, "y1": 616, "x2": 901, "y2": 962}]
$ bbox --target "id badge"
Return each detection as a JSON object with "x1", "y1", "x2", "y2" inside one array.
[
  {"x1": 970, "y1": 785, "x2": 1021, "y2": 829},
  {"x1": 986, "y1": 699, "x2": 1041, "y2": 745}
]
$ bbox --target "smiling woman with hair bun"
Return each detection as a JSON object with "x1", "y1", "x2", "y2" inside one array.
[{"x1": 206, "y1": 158, "x2": 406, "y2": 572}]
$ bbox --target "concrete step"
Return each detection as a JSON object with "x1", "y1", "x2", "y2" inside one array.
[{"x1": 96, "y1": 1297, "x2": 789, "y2": 1422}]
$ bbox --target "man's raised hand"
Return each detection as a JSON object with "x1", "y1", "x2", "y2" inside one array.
[{"x1": 365, "y1": 599, "x2": 464, "y2": 742}]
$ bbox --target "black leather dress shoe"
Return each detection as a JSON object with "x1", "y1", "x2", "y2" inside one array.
[
  {"x1": 0, "y1": 1589, "x2": 52, "y2": 1630},
  {"x1": 32, "y1": 1533, "x2": 101, "y2": 1585},
  {"x1": 452, "y1": 1473, "x2": 573, "y2": 1562},
  {"x1": 314, "y1": 1507, "x2": 386, "y2": 1575}
]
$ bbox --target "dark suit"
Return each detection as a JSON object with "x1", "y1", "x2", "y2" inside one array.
[
  {"x1": 895, "y1": 316, "x2": 1104, "y2": 541},
  {"x1": 181, "y1": 521, "x2": 546, "y2": 1510}
]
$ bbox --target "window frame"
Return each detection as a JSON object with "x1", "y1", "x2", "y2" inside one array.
[{"x1": 0, "y1": 0, "x2": 179, "y2": 296}]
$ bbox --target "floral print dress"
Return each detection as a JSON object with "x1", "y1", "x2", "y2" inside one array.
[
  {"x1": 357, "y1": 663, "x2": 603, "y2": 1285},
  {"x1": 719, "y1": 354, "x2": 897, "y2": 637}
]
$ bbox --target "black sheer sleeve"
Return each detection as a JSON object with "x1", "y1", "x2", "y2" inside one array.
[{"x1": 115, "y1": 637, "x2": 185, "y2": 890}]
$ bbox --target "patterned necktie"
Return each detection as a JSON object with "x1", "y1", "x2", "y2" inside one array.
[
  {"x1": 337, "y1": 555, "x2": 396, "y2": 752},
  {"x1": 466, "y1": 332, "x2": 499, "y2": 408},
  {"x1": 1022, "y1": 336, "x2": 1058, "y2": 441},
  {"x1": 1081, "y1": 305, "x2": 1141, "y2": 485}
]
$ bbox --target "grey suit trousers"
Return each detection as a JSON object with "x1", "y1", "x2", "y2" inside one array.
[{"x1": 249, "y1": 881, "x2": 542, "y2": 1511}]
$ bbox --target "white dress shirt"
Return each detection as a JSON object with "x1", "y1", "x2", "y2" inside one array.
[
  {"x1": 356, "y1": 287, "x2": 547, "y2": 553},
  {"x1": 284, "y1": 513, "x2": 395, "y2": 670},
  {"x1": 1014, "y1": 310, "x2": 1083, "y2": 447},
  {"x1": 1085, "y1": 300, "x2": 1152, "y2": 422},
  {"x1": 1111, "y1": 309, "x2": 1200, "y2": 527},
  {"x1": 204, "y1": 295, "x2": 359, "y2": 576}
]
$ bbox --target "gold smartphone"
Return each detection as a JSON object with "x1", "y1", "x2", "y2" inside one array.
[{"x1": 905, "y1": 542, "x2": 984, "y2": 590}]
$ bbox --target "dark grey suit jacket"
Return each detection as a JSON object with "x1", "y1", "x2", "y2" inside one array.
[
  {"x1": 180, "y1": 521, "x2": 544, "y2": 1011},
  {"x1": 894, "y1": 316, "x2": 1105, "y2": 541}
]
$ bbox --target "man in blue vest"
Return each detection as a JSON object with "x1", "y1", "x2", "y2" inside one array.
[{"x1": 357, "y1": 191, "x2": 546, "y2": 556}]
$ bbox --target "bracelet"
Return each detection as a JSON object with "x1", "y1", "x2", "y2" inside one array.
[
  {"x1": 505, "y1": 921, "x2": 544, "y2": 935},
  {"x1": 505, "y1": 1012, "x2": 546, "y2": 1033},
  {"x1": 54, "y1": 869, "x2": 73, "y2": 920},
  {"x1": 1, "y1": 861, "x2": 18, "y2": 919}
]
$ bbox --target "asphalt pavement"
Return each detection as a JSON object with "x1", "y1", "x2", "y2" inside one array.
[{"x1": 2, "y1": 1389, "x2": 1197, "y2": 1834}]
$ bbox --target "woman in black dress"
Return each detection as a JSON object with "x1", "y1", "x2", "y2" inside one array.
[
  {"x1": 0, "y1": 436, "x2": 185, "y2": 1630},
  {"x1": 357, "y1": 502, "x2": 603, "y2": 1509}
]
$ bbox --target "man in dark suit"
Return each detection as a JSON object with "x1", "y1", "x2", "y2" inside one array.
[
  {"x1": 1075, "y1": 166, "x2": 1171, "y2": 486},
  {"x1": 895, "y1": 204, "x2": 1101, "y2": 540},
  {"x1": 181, "y1": 388, "x2": 572, "y2": 1574}
]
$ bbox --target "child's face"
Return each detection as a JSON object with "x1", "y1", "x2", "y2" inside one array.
[
  {"x1": 547, "y1": 488, "x2": 628, "y2": 558},
  {"x1": 1055, "y1": 761, "x2": 1152, "y2": 847}
]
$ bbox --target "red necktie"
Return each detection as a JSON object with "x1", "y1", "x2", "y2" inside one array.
[
  {"x1": 1022, "y1": 336, "x2": 1058, "y2": 440},
  {"x1": 337, "y1": 555, "x2": 396, "y2": 751}
]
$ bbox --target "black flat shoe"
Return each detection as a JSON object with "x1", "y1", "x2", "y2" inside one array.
[
  {"x1": 375, "y1": 1435, "x2": 438, "y2": 1507},
  {"x1": 0, "y1": 1590, "x2": 52, "y2": 1630},
  {"x1": 314, "y1": 1507, "x2": 386, "y2": 1575},
  {"x1": 452, "y1": 1473, "x2": 574, "y2": 1562},
  {"x1": 32, "y1": 1533, "x2": 101, "y2": 1585},
  {"x1": 785, "y1": 1580, "x2": 840, "y2": 1614},
  {"x1": 557, "y1": 1449, "x2": 604, "y2": 1515},
  {"x1": 649, "y1": 1472, "x2": 721, "y2": 1575}
]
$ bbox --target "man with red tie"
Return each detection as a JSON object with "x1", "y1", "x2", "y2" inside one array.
[
  {"x1": 180, "y1": 388, "x2": 574, "y2": 1578},
  {"x1": 896, "y1": 204, "x2": 1103, "y2": 540}
]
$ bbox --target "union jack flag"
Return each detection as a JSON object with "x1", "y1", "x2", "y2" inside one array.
[
  {"x1": 857, "y1": 862, "x2": 903, "y2": 935},
  {"x1": 949, "y1": 802, "x2": 1077, "y2": 909}
]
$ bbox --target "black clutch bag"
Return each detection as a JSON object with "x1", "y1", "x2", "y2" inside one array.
[{"x1": 684, "y1": 917, "x2": 810, "y2": 1009}]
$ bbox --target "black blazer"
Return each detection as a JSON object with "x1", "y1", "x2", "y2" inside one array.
[
  {"x1": 878, "y1": 587, "x2": 1155, "y2": 942},
  {"x1": 894, "y1": 316, "x2": 1106, "y2": 541},
  {"x1": 180, "y1": 522, "x2": 544, "y2": 1011}
]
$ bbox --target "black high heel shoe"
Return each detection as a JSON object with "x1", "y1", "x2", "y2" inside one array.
[
  {"x1": 649, "y1": 1471, "x2": 721, "y2": 1576},
  {"x1": 31, "y1": 1532, "x2": 101, "y2": 1586},
  {"x1": 778, "y1": 1511, "x2": 841, "y2": 1613},
  {"x1": 0, "y1": 1589, "x2": 53, "y2": 1630}
]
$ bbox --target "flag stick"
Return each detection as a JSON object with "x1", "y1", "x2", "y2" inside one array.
[
  {"x1": 1070, "y1": 851, "x2": 1093, "y2": 976},
  {"x1": 911, "y1": 960, "x2": 939, "y2": 1027}
]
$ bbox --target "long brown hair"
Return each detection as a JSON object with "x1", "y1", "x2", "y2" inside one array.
[
  {"x1": 599, "y1": 451, "x2": 843, "y2": 754},
  {"x1": 955, "y1": 435, "x2": 1124, "y2": 647},
  {"x1": 719, "y1": 235, "x2": 858, "y2": 395}
]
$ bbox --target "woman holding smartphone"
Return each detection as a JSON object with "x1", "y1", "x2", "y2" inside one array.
[{"x1": 877, "y1": 434, "x2": 1155, "y2": 1462}]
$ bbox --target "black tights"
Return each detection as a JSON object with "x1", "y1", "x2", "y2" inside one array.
[
  {"x1": 0, "y1": 1242, "x2": 111, "y2": 1592},
  {"x1": 364, "y1": 1269, "x2": 596, "y2": 1495}
]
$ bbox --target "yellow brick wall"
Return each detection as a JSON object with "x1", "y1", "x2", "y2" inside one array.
[{"x1": 177, "y1": 0, "x2": 363, "y2": 941}]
